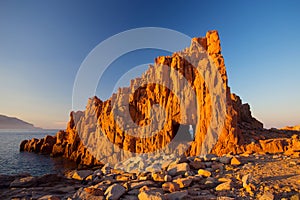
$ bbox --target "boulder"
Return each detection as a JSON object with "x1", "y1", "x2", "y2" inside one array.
[
  {"x1": 219, "y1": 156, "x2": 232, "y2": 164},
  {"x1": 215, "y1": 181, "x2": 232, "y2": 191},
  {"x1": 152, "y1": 173, "x2": 165, "y2": 182},
  {"x1": 164, "y1": 191, "x2": 188, "y2": 200},
  {"x1": 189, "y1": 161, "x2": 206, "y2": 169},
  {"x1": 162, "y1": 182, "x2": 180, "y2": 192},
  {"x1": 0, "y1": 174, "x2": 16, "y2": 188},
  {"x1": 259, "y1": 191, "x2": 274, "y2": 200},
  {"x1": 173, "y1": 177, "x2": 193, "y2": 188},
  {"x1": 72, "y1": 170, "x2": 94, "y2": 181},
  {"x1": 72, "y1": 187, "x2": 104, "y2": 200},
  {"x1": 38, "y1": 195, "x2": 61, "y2": 200},
  {"x1": 138, "y1": 190, "x2": 165, "y2": 200},
  {"x1": 104, "y1": 183, "x2": 126, "y2": 200},
  {"x1": 10, "y1": 176, "x2": 37, "y2": 188},
  {"x1": 198, "y1": 169, "x2": 211, "y2": 177},
  {"x1": 130, "y1": 180, "x2": 156, "y2": 190},
  {"x1": 230, "y1": 157, "x2": 241, "y2": 166},
  {"x1": 167, "y1": 163, "x2": 190, "y2": 176}
]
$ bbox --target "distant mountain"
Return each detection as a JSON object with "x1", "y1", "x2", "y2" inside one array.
[{"x1": 0, "y1": 114, "x2": 41, "y2": 130}]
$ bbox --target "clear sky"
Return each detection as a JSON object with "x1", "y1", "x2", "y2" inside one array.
[{"x1": 0, "y1": 0, "x2": 299, "y2": 129}]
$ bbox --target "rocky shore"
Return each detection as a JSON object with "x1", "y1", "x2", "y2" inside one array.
[{"x1": 1, "y1": 152, "x2": 300, "y2": 200}]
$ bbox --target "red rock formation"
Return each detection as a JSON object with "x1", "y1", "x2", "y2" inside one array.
[
  {"x1": 280, "y1": 125, "x2": 300, "y2": 131},
  {"x1": 21, "y1": 136, "x2": 55, "y2": 155},
  {"x1": 231, "y1": 94, "x2": 263, "y2": 130},
  {"x1": 20, "y1": 30, "x2": 300, "y2": 166},
  {"x1": 21, "y1": 112, "x2": 101, "y2": 167}
]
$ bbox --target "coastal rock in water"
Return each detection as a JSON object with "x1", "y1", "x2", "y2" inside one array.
[
  {"x1": 19, "y1": 140, "x2": 28, "y2": 151},
  {"x1": 21, "y1": 136, "x2": 56, "y2": 155},
  {"x1": 40, "y1": 135, "x2": 56, "y2": 154}
]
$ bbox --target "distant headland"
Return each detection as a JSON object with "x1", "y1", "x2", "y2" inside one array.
[{"x1": 0, "y1": 114, "x2": 42, "y2": 130}]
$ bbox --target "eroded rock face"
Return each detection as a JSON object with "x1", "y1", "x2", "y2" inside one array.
[
  {"x1": 77, "y1": 30, "x2": 241, "y2": 163},
  {"x1": 20, "y1": 30, "x2": 300, "y2": 167},
  {"x1": 75, "y1": 30, "x2": 241, "y2": 164},
  {"x1": 231, "y1": 93, "x2": 263, "y2": 130}
]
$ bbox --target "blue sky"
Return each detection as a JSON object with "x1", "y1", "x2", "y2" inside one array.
[{"x1": 0, "y1": 0, "x2": 299, "y2": 129}]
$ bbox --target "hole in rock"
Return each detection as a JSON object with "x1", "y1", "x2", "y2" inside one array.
[{"x1": 172, "y1": 122, "x2": 194, "y2": 142}]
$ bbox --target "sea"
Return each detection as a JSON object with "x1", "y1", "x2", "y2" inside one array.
[{"x1": 0, "y1": 129, "x2": 77, "y2": 176}]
